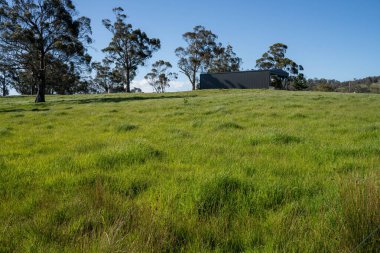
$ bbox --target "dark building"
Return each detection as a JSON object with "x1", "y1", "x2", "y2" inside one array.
[{"x1": 200, "y1": 69, "x2": 289, "y2": 90}]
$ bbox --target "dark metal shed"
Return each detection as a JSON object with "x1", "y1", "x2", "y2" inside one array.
[{"x1": 199, "y1": 69, "x2": 289, "y2": 90}]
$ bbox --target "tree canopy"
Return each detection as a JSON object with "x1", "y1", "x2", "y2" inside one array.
[
  {"x1": 145, "y1": 60, "x2": 178, "y2": 93},
  {"x1": 175, "y1": 26, "x2": 242, "y2": 90},
  {"x1": 208, "y1": 44, "x2": 242, "y2": 73},
  {"x1": 102, "y1": 7, "x2": 160, "y2": 93},
  {"x1": 0, "y1": 0, "x2": 92, "y2": 102},
  {"x1": 256, "y1": 43, "x2": 305, "y2": 89}
]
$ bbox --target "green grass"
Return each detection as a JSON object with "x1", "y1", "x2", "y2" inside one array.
[{"x1": 0, "y1": 90, "x2": 379, "y2": 252}]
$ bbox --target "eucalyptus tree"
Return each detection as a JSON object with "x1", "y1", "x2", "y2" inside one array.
[
  {"x1": 0, "y1": 0, "x2": 92, "y2": 102},
  {"x1": 256, "y1": 43, "x2": 304, "y2": 89},
  {"x1": 0, "y1": 48, "x2": 11, "y2": 96},
  {"x1": 0, "y1": 70, "x2": 11, "y2": 96},
  {"x1": 0, "y1": 23, "x2": 15, "y2": 97},
  {"x1": 102, "y1": 7, "x2": 161, "y2": 93},
  {"x1": 92, "y1": 60, "x2": 112, "y2": 93},
  {"x1": 144, "y1": 60, "x2": 178, "y2": 93},
  {"x1": 92, "y1": 59, "x2": 125, "y2": 94},
  {"x1": 208, "y1": 44, "x2": 242, "y2": 73},
  {"x1": 175, "y1": 26, "x2": 217, "y2": 90}
]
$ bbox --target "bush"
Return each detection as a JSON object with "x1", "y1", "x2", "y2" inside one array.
[{"x1": 313, "y1": 83, "x2": 335, "y2": 92}]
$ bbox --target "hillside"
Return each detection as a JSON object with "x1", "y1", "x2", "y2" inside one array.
[{"x1": 0, "y1": 90, "x2": 379, "y2": 252}]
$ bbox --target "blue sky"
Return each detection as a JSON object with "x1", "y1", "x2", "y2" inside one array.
[{"x1": 72, "y1": 0, "x2": 380, "y2": 92}]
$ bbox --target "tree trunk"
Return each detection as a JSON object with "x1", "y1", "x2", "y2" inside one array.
[
  {"x1": 126, "y1": 70, "x2": 131, "y2": 93},
  {"x1": 192, "y1": 71, "x2": 196, "y2": 91},
  {"x1": 1, "y1": 74, "x2": 5, "y2": 97},
  {"x1": 35, "y1": 55, "x2": 46, "y2": 103}
]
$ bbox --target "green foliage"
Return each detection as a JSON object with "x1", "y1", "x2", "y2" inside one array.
[
  {"x1": 91, "y1": 60, "x2": 125, "y2": 93},
  {"x1": 175, "y1": 26, "x2": 241, "y2": 90},
  {"x1": 307, "y1": 76, "x2": 380, "y2": 93},
  {"x1": 102, "y1": 7, "x2": 161, "y2": 92},
  {"x1": 0, "y1": 90, "x2": 379, "y2": 252},
  {"x1": 208, "y1": 44, "x2": 242, "y2": 73},
  {"x1": 175, "y1": 26, "x2": 218, "y2": 90},
  {"x1": 0, "y1": 0, "x2": 92, "y2": 102},
  {"x1": 291, "y1": 73, "x2": 308, "y2": 90},
  {"x1": 256, "y1": 43, "x2": 302, "y2": 75},
  {"x1": 145, "y1": 60, "x2": 178, "y2": 93},
  {"x1": 256, "y1": 43, "x2": 304, "y2": 89},
  {"x1": 313, "y1": 83, "x2": 335, "y2": 92}
]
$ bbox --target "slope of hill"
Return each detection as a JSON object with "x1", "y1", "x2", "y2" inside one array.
[{"x1": 1, "y1": 90, "x2": 379, "y2": 252}]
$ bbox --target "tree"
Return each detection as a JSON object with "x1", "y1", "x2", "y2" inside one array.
[
  {"x1": 102, "y1": 7, "x2": 160, "y2": 93},
  {"x1": 0, "y1": 70, "x2": 11, "y2": 96},
  {"x1": 92, "y1": 60, "x2": 126, "y2": 93},
  {"x1": 144, "y1": 60, "x2": 178, "y2": 93},
  {"x1": 175, "y1": 26, "x2": 218, "y2": 90},
  {"x1": 47, "y1": 59, "x2": 85, "y2": 95},
  {"x1": 92, "y1": 60, "x2": 113, "y2": 93},
  {"x1": 0, "y1": 50, "x2": 11, "y2": 96},
  {"x1": 9, "y1": 54, "x2": 88, "y2": 95},
  {"x1": 256, "y1": 43, "x2": 304, "y2": 89},
  {"x1": 291, "y1": 73, "x2": 308, "y2": 90},
  {"x1": 0, "y1": 0, "x2": 92, "y2": 102},
  {"x1": 208, "y1": 44, "x2": 242, "y2": 73},
  {"x1": 0, "y1": 25, "x2": 14, "y2": 97},
  {"x1": 131, "y1": 87, "x2": 142, "y2": 93}
]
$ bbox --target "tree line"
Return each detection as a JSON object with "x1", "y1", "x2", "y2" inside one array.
[
  {"x1": 306, "y1": 76, "x2": 380, "y2": 93},
  {"x1": 1, "y1": 1, "x2": 374, "y2": 102}
]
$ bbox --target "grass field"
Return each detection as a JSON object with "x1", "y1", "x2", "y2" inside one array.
[{"x1": 0, "y1": 90, "x2": 379, "y2": 252}]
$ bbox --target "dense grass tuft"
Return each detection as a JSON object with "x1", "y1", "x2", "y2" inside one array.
[
  {"x1": 116, "y1": 123, "x2": 138, "y2": 132},
  {"x1": 0, "y1": 127, "x2": 12, "y2": 136},
  {"x1": 96, "y1": 143, "x2": 162, "y2": 169},
  {"x1": 197, "y1": 176, "x2": 252, "y2": 217},
  {"x1": 340, "y1": 173, "x2": 380, "y2": 253},
  {"x1": 270, "y1": 133, "x2": 302, "y2": 144},
  {"x1": 249, "y1": 132, "x2": 302, "y2": 146},
  {"x1": 290, "y1": 112, "x2": 308, "y2": 119},
  {"x1": 122, "y1": 179, "x2": 150, "y2": 199},
  {"x1": 217, "y1": 122, "x2": 244, "y2": 130}
]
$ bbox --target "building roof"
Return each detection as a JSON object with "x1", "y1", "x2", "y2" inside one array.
[
  {"x1": 201, "y1": 69, "x2": 289, "y2": 77},
  {"x1": 267, "y1": 69, "x2": 289, "y2": 77}
]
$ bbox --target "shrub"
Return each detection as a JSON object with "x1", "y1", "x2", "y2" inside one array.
[{"x1": 313, "y1": 83, "x2": 335, "y2": 92}]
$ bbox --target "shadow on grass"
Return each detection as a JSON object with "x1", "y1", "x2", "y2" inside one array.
[
  {"x1": 0, "y1": 94, "x2": 198, "y2": 113},
  {"x1": 0, "y1": 108, "x2": 50, "y2": 113},
  {"x1": 70, "y1": 94, "x2": 198, "y2": 104}
]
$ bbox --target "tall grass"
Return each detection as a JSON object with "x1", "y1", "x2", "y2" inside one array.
[
  {"x1": 340, "y1": 173, "x2": 380, "y2": 253},
  {"x1": 0, "y1": 90, "x2": 379, "y2": 252}
]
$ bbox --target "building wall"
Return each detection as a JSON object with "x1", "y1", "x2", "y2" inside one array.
[{"x1": 200, "y1": 71, "x2": 271, "y2": 89}]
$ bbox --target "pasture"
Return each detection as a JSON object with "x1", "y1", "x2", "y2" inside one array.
[{"x1": 0, "y1": 90, "x2": 379, "y2": 252}]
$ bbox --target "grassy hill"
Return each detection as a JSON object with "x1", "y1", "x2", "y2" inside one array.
[{"x1": 1, "y1": 90, "x2": 379, "y2": 252}]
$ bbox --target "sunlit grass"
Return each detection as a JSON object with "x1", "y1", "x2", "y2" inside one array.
[{"x1": 0, "y1": 90, "x2": 379, "y2": 252}]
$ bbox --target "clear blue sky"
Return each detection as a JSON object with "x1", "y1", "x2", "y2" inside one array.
[{"x1": 73, "y1": 0, "x2": 380, "y2": 92}]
